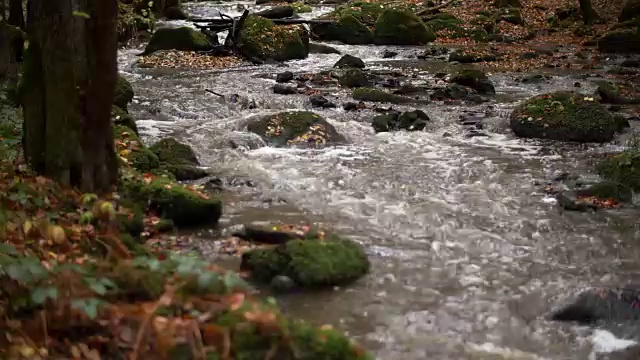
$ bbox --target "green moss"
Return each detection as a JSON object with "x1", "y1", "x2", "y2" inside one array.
[
  {"x1": 291, "y1": 2, "x2": 312, "y2": 13},
  {"x1": 326, "y1": 2, "x2": 386, "y2": 25},
  {"x1": 149, "y1": 138, "x2": 199, "y2": 165},
  {"x1": 424, "y1": 18, "x2": 463, "y2": 32},
  {"x1": 596, "y1": 151, "x2": 640, "y2": 190},
  {"x1": 112, "y1": 106, "x2": 138, "y2": 135},
  {"x1": 114, "y1": 75, "x2": 134, "y2": 110},
  {"x1": 242, "y1": 236, "x2": 370, "y2": 287},
  {"x1": 117, "y1": 208, "x2": 145, "y2": 238},
  {"x1": 575, "y1": 181, "x2": 633, "y2": 202},
  {"x1": 121, "y1": 175, "x2": 222, "y2": 228},
  {"x1": 451, "y1": 69, "x2": 495, "y2": 94},
  {"x1": 247, "y1": 111, "x2": 345, "y2": 147},
  {"x1": 510, "y1": 91, "x2": 616, "y2": 143},
  {"x1": 317, "y1": 14, "x2": 375, "y2": 44},
  {"x1": 142, "y1": 27, "x2": 212, "y2": 55},
  {"x1": 114, "y1": 124, "x2": 160, "y2": 172},
  {"x1": 338, "y1": 68, "x2": 370, "y2": 88},
  {"x1": 373, "y1": 9, "x2": 435, "y2": 45},
  {"x1": 352, "y1": 87, "x2": 429, "y2": 104},
  {"x1": 239, "y1": 16, "x2": 308, "y2": 61}
]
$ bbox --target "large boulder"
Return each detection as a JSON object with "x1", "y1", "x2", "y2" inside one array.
[
  {"x1": 598, "y1": 30, "x2": 640, "y2": 54},
  {"x1": 149, "y1": 138, "x2": 208, "y2": 181},
  {"x1": 312, "y1": 14, "x2": 374, "y2": 44},
  {"x1": 334, "y1": 54, "x2": 365, "y2": 69},
  {"x1": 239, "y1": 16, "x2": 308, "y2": 61},
  {"x1": 596, "y1": 151, "x2": 640, "y2": 190},
  {"x1": 619, "y1": 0, "x2": 640, "y2": 22},
  {"x1": 372, "y1": 110, "x2": 430, "y2": 133},
  {"x1": 240, "y1": 236, "x2": 370, "y2": 288},
  {"x1": 114, "y1": 125, "x2": 160, "y2": 172},
  {"x1": 509, "y1": 91, "x2": 616, "y2": 143},
  {"x1": 450, "y1": 69, "x2": 495, "y2": 94},
  {"x1": 551, "y1": 286, "x2": 640, "y2": 323},
  {"x1": 247, "y1": 111, "x2": 346, "y2": 147},
  {"x1": 114, "y1": 75, "x2": 134, "y2": 110},
  {"x1": 373, "y1": 9, "x2": 435, "y2": 45},
  {"x1": 338, "y1": 68, "x2": 370, "y2": 88},
  {"x1": 142, "y1": 27, "x2": 213, "y2": 55}
]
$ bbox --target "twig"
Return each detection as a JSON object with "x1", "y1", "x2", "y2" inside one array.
[
  {"x1": 625, "y1": 73, "x2": 640, "y2": 82},
  {"x1": 206, "y1": 89, "x2": 224, "y2": 97},
  {"x1": 416, "y1": 0, "x2": 457, "y2": 15}
]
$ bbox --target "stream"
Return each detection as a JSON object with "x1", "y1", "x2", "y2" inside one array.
[{"x1": 117, "y1": 2, "x2": 640, "y2": 359}]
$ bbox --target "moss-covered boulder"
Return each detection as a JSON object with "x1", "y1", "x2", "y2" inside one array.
[
  {"x1": 240, "y1": 236, "x2": 370, "y2": 288},
  {"x1": 430, "y1": 84, "x2": 471, "y2": 101},
  {"x1": 352, "y1": 87, "x2": 430, "y2": 104},
  {"x1": 114, "y1": 125, "x2": 160, "y2": 172},
  {"x1": 121, "y1": 175, "x2": 222, "y2": 227},
  {"x1": 596, "y1": 151, "x2": 640, "y2": 190},
  {"x1": 575, "y1": 181, "x2": 633, "y2": 203},
  {"x1": 339, "y1": 68, "x2": 370, "y2": 88},
  {"x1": 326, "y1": 2, "x2": 385, "y2": 26},
  {"x1": 239, "y1": 16, "x2": 308, "y2": 61},
  {"x1": 142, "y1": 27, "x2": 212, "y2": 55},
  {"x1": 247, "y1": 111, "x2": 346, "y2": 147},
  {"x1": 372, "y1": 110, "x2": 430, "y2": 133},
  {"x1": 291, "y1": 2, "x2": 312, "y2": 13},
  {"x1": 373, "y1": 9, "x2": 435, "y2": 45},
  {"x1": 149, "y1": 138, "x2": 208, "y2": 181},
  {"x1": 334, "y1": 54, "x2": 365, "y2": 69},
  {"x1": 112, "y1": 106, "x2": 138, "y2": 136},
  {"x1": 619, "y1": 0, "x2": 640, "y2": 22},
  {"x1": 598, "y1": 30, "x2": 640, "y2": 54},
  {"x1": 311, "y1": 14, "x2": 374, "y2": 44},
  {"x1": 451, "y1": 69, "x2": 495, "y2": 94},
  {"x1": 509, "y1": 91, "x2": 616, "y2": 143},
  {"x1": 114, "y1": 75, "x2": 134, "y2": 110},
  {"x1": 449, "y1": 50, "x2": 498, "y2": 63}
]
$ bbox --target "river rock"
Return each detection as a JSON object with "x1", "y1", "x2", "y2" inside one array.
[
  {"x1": 334, "y1": 54, "x2": 365, "y2": 69},
  {"x1": 430, "y1": 84, "x2": 471, "y2": 101},
  {"x1": 240, "y1": 236, "x2": 370, "y2": 288},
  {"x1": 509, "y1": 91, "x2": 616, "y2": 143},
  {"x1": 311, "y1": 14, "x2": 374, "y2": 44},
  {"x1": 111, "y1": 106, "x2": 138, "y2": 136},
  {"x1": 619, "y1": 0, "x2": 640, "y2": 22},
  {"x1": 382, "y1": 50, "x2": 398, "y2": 58},
  {"x1": 276, "y1": 71, "x2": 294, "y2": 83},
  {"x1": 239, "y1": 16, "x2": 308, "y2": 61},
  {"x1": 247, "y1": 111, "x2": 346, "y2": 147},
  {"x1": 142, "y1": 27, "x2": 213, "y2": 55},
  {"x1": 255, "y1": 6, "x2": 294, "y2": 19},
  {"x1": 149, "y1": 137, "x2": 208, "y2": 181},
  {"x1": 309, "y1": 94, "x2": 335, "y2": 108},
  {"x1": 164, "y1": 6, "x2": 188, "y2": 20},
  {"x1": 270, "y1": 275, "x2": 297, "y2": 292},
  {"x1": 374, "y1": 9, "x2": 435, "y2": 45},
  {"x1": 598, "y1": 30, "x2": 640, "y2": 54},
  {"x1": 372, "y1": 110, "x2": 430, "y2": 133},
  {"x1": 114, "y1": 75, "x2": 134, "y2": 110},
  {"x1": 338, "y1": 68, "x2": 370, "y2": 88},
  {"x1": 596, "y1": 82, "x2": 640, "y2": 105},
  {"x1": 114, "y1": 124, "x2": 160, "y2": 173},
  {"x1": 308, "y1": 42, "x2": 341, "y2": 54},
  {"x1": 448, "y1": 50, "x2": 498, "y2": 63},
  {"x1": 551, "y1": 286, "x2": 640, "y2": 323},
  {"x1": 234, "y1": 223, "x2": 302, "y2": 244},
  {"x1": 597, "y1": 151, "x2": 640, "y2": 191},
  {"x1": 353, "y1": 87, "x2": 430, "y2": 104},
  {"x1": 273, "y1": 84, "x2": 298, "y2": 94},
  {"x1": 450, "y1": 69, "x2": 495, "y2": 94}
]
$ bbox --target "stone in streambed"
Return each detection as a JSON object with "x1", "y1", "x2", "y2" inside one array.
[
  {"x1": 551, "y1": 286, "x2": 640, "y2": 323},
  {"x1": 373, "y1": 9, "x2": 435, "y2": 45},
  {"x1": 276, "y1": 71, "x2": 294, "y2": 83},
  {"x1": 149, "y1": 137, "x2": 208, "y2": 181},
  {"x1": 311, "y1": 14, "x2": 374, "y2": 45},
  {"x1": 450, "y1": 69, "x2": 495, "y2": 94},
  {"x1": 247, "y1": 111, "x2": 345, "y2": 147},
  {"x1": 352, "y1": 87, "x2": 429, "y2": 105},
  {"x1": 509, "y1": 91, "x2": 616, "y2": 143},
  {"x1": 114, "y1": 75, "x2": 134, "y2": 110},
  {"x1": 238, "y1": 16, "x2": 308, "y2": 61},
  {"x1": 273, "y1": 84, "x2": 298, "y2": 94},
  {"x1": 234, "y1": 223, "x2": 302, "y2": 245},
  {"x1": 142, "y1": 27, "x2": 213, "y2": 55},
  {"x1": 112, "y1": 106, "x2": 138, "y2": 136},
  {"x1": 372, "y1": 110, "x2": 430, "y2": 133},
  {"x1": 597, "y1": 151, "x2": 640, "y2": 191},
  {"x1": 338, "y1": 68, "x2": 370, "y2": 88},
  {"x1": 334, "y1": 54, "x2": 365, "y2": 69},
  {"x1": 309, "y1": 94, "x2": 336, "y2": 108}
]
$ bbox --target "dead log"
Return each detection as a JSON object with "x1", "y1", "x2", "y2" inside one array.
[{"x1": 225, "y1": 9, "x2": 249, "y2": 50}]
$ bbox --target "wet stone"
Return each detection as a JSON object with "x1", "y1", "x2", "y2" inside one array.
[
  {"x1": 276, "y1": 71, "x2": 295, "y2": 83},
  {"x1": 273, "y1": 84, "x2": 298, "y2": 95},
  {"x1": 382, "y1": 50, "x2": 398, "y2": 58}
]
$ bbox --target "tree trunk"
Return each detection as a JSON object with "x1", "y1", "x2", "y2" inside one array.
[
  {"x1": 0, "y1": 0, "x2": 7, "y2": 21},
  {"x1": 22, "y1": 0, "x2": 118, "y2": 193},
  {"x1": 579, "y1": 0, "x2": 595, "y2": 25},
  {"x1": 8, "y1": 0, "x2": 23, "y2": 29}
]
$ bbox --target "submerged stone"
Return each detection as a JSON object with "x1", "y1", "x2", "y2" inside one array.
[
  {"x1": 142, "y1": 27, "x2": 213, "y2": 55},
  {"x1": 450, "y1": 69, "x2": 495, "y2": 94},
  {"x1": 247, "y1": 111, "x2": 346, "y2": 147},
  {"x1": 239, "y1": 16, "x2": 308, "y2": 61},
  {"x1": 373, "y1": 9, "x2": 435, "y2": 45}
]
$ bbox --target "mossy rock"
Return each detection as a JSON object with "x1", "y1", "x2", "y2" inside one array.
[
  {"x1": 311, "y1": 15, "x2": 374, "y2": 45},
  {"x1": 291, "y1": 2, "x2": 312, "y2": 13},
  {"x1": 352, "y1": 87, "x2": 429, "y2": 104},
  {"x1": 114, "y1": 125, "x2": 160, "y2": 172},
  {"x1": 596, "y1": 82, "x2": 640, "y2": 105},
  {"x1": 449, "y1": 51, "x2": 498, "y2": 63},
  {"x1": 596, "y1": 151, "x2": 640, "y2": 191},
  {"x1": 161, "y1": 164, "x2": 209, "y2": 181},
  {"x1": 373, "y1": 9, "x2": 435, "y2": 45},
  {"x1": 574, "y1": 181, "x2": 633, "y2": 203},
  {"x1": 500, "y1": 7, "x2": 524, "y2": 25},
  {"x1": 121, "y1": 176, "x2": 222, "y2": 227},
  {"x1": 239, "y1": 16, "x2": 308, "y2": 61},
  {"x1": 325, "y1": 2, "x2": 386, "y2": 25},
  {"x1": 247, "y1": 111, "x2": 346, "y2": 147},
  {"x1": 509, "y1": 91, "x2": 616, "y2": 143},
  {"x1": 150, "y1": 138, "x2": 199, "y2": 166},
  {"x1": 424, "y1": 18, "x2": 463, "y2": 32},
  {"x1": 451, "y1": 69, "x2": 495, "y2": 94},
  {"x1": 598, "y1": 30, "x2": 640, "y2": 54},
  {"x1": 240, "y1": 236, "x2": 370, "y2": 287},
  {"x1": 112, "y1": 106, "x2": 138, "y2": 136},
  {"x1": 114, "y1": 75, "x2": 134, "y2": 110},
  {"x1": 117, "y1": 208, "x2": 145, "y2": 239},
  {"x1": 619, "y1": 0, "x2": 640, "y2": 22},
  {"x1": 339, "y1": 68, "x2": 370, "y2": 88},
  {"x1": 372, "y1": 110, "x2": 430, "y2": 133},
  {"x1": 142, "y1": 27, "x2": 213, "y2": 55}
]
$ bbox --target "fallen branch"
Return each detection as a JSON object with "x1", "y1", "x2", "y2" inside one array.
[{"x1": 206, "y1": 89, "x2": 225, "y2": 97}]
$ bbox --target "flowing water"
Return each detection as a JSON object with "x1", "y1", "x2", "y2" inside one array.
[{"x1": 118, "y1": 3, "x2": 640, "y2": 358}]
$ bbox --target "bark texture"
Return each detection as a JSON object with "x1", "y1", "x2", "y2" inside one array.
[{"x1": 22, "y1": 0, "x2": 118, "y2": 193}]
